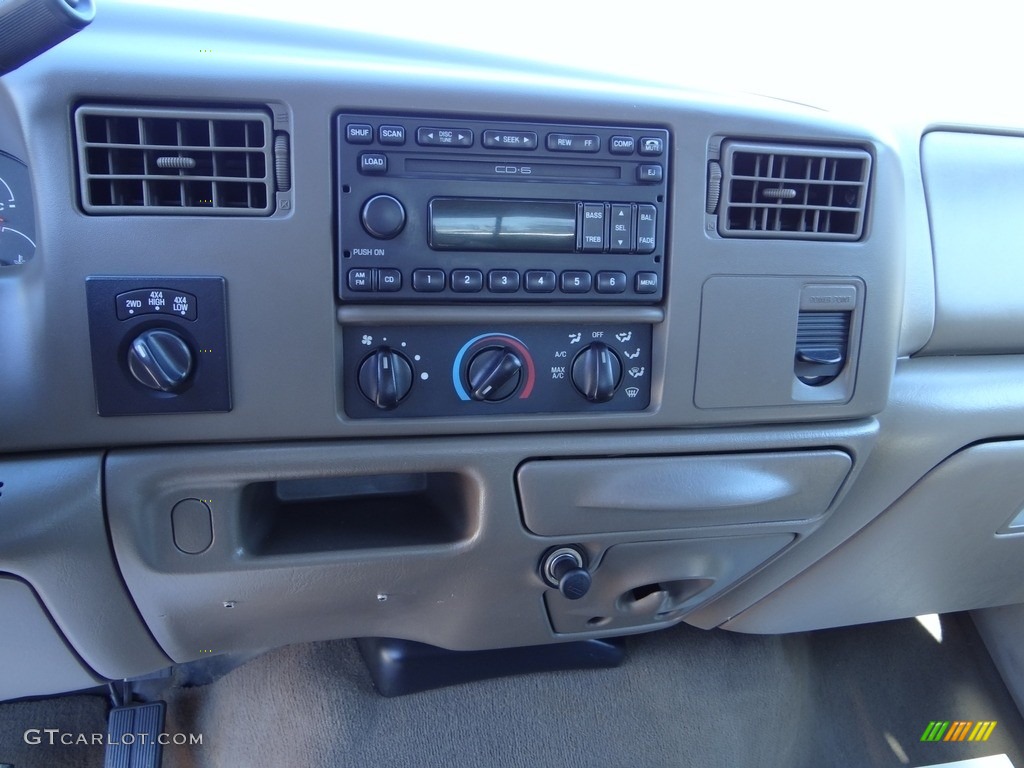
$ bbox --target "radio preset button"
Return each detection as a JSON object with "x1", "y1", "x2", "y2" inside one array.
[
  {"x1": 609, "y1": 136, "x2": 636, "y2": 155},
  {"x1": 482, "y1": 130, "x2": 538, "y2": 150},
  {"x1": 525, "y1": 270, "x2": 557, "y2": 293},
  {"x1": 417, "y1": 127, "x2": 473, "y2": 147},
  {"x1": 488, "y1": 270, "x2": 521, "y2": 293},
  {"x1": 451, "y1": 269, "x2": 484, "y2": 292},
  {"x1": 560, "y1": 271, "x2": 592, "y2": 293},
  {"x1": 546, "y1": 133, "x2": 601, "y2": 153},
  {"x1": 581, "y1": 203, "x2": 607, "y2": 252},
  {"x1": 639, "y1": 137, "x2": 664, "y2": 156},
  {"x1": 348, "y1": 269, "x2": 374, "y2": 291},
  {"x1": 359, "y1": 153, "x2": 388, "y2": 175},
  {"x1": 412, "y1": 269, "x2": 445, "y2": 292},
  {"x1": 361, "y1": 194, "x2": 406, "y2": 239},
  {"x1": 609, "y1": 204, "x2": 633, "y2": 253},
  {"x1": 637, "y1": 164, "x2": 663, "y2": 183},
  {"x1": 635, "y1": 272, "x2": 659, "y2": 294},
  {"x1": 346, "y1": 124, "x2": 374, "y2": 144},
  {"x1": 636, "y1": 204, "x2": 657, "y2": 253},
  {"x1": 596, "y1": 271, "x2": 628, "y2": 294},
  {"x1": 378, "y1": 269, "x2": 402, "y2": 292},
  {"x1": 378, "y1": 125, "x2": 406, "y2": 145}
]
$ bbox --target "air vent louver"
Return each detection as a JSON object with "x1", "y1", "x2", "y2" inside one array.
[
  {"x1": 718, "y1": 142, "x2": 870, "y2": 241},
  {"x1": 75, "y1": 105, "x2": 274, "y2": 215}
]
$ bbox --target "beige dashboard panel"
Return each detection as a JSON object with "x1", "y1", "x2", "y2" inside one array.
[
  {"x1": 921, "y1": 131, "x2": 1024, "y2": 355},
  {"x1": 724, "y1": 439, "x2": 1024, "y2": 633},
  {"x1": 518, "y1": 450, "x2": 852, "y2": 536}
]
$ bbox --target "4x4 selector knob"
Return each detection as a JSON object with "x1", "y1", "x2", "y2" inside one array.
[
  {"x1": 571, "y1": 342, "x2": 622, "y2": 403},
  {"x1": 361, "y1": 194, "x2": 406, "y2": 239},
  {"x1": 466, "y1": 346, "x2": 523, "y2": 402},
  {"x1": 127, "y1": 328, "x2": 194, "y2": 393},
  {"x1": 358, "y1": 346, "x2": 413, "y2": 410}
]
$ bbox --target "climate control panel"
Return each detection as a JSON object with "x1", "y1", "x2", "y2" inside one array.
[{"x1": 342, "y1": 323, "x2": 652, "y2": 418}]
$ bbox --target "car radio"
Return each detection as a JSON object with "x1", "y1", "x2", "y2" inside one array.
[{"x1": 336, "y1": 114, "x2": 669, "y2": 303}]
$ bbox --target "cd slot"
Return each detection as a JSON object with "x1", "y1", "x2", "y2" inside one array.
[{"x1": 405, "y1": 158, "x2": 621, "y2": 181}]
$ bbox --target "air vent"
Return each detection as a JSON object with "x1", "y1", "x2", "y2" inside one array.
[
  {"x1": 795, "y1": 310, "x2": 851, "y2": 386},
  {"x1": 716, "y1": 141, "x2": 871, "y2": 240},
  {"x1": 75, "y1": 105, "x2": 274, "y2": 215}
]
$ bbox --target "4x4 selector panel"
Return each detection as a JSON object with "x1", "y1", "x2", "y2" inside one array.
[
  {"x1": 85, "y1": 276, "x2": 231, "y2": 416},
  {"x1": 343, "y1": 323, "x2": 652, "y2": 418}
]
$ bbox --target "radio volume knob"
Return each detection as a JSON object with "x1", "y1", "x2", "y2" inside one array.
[
  {"x1": 361, "y1": 194, "x2": 406, "y2": 240},
  {"x1": 571, "y1": 342, "x2": 622, "y2": 403}
]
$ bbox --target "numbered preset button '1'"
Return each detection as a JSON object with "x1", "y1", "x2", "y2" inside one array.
[{"x1": 412, "y1": 269, "x2": 445, "y2": 292}]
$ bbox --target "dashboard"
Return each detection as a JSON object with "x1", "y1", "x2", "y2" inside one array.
[{"x1": 3, "y1": 0, "x2": 1024, "y2": 711}]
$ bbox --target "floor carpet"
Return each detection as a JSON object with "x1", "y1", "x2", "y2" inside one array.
[{"x1": 1, "y1": 613, "x2": 1021, "y2": 767}]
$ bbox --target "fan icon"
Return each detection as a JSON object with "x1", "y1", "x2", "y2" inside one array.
[{"x1": 361, "y1": 335, "x2": 373, "y2": 346}]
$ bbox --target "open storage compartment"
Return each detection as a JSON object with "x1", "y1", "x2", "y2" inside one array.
[{"x1": 240, "y1": 472, "x2": 473, "y2": 556}]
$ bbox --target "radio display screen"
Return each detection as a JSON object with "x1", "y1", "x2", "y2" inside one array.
[{"x1": 429, "y1": 198, "x2": 577, "y2": 252}]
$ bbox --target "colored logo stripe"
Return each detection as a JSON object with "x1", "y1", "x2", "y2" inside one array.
[
  {"x1": 921, "y1": 722, "x2": 949, "y2": 741},
  {"x1": 945, "y1": 721, "x2": 973, "y2": 741},
  {"x1": 969, "y1": 721, "x2": 998, "y2": 742},
  {"x1": 920, "y1": 720, "x2": 996, "y2": 742}
]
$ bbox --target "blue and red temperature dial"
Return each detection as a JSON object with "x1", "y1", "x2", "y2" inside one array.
[{"x1": 453, "y1": 333, "x2": 536, "y2": 402}]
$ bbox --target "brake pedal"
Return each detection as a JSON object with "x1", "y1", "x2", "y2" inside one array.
[{"x1": 104, "y1": 701, "x2": 166, "y2": 768}]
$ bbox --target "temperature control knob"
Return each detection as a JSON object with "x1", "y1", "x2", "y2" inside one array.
[
  {"x1": 571, "y1": 342, "x2": 622, "y2": 403},
  {"x1": 358, "y1": 347, "x2": 413, "y2": 410},
  {"x1": 466, "y1": 346, "x2": 523, "y2": 402},
  {"x1": 127, "y1": 329, "x2": 194, "y2": 393}
]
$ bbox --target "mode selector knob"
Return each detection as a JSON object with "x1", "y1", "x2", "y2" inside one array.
[
  {"x1": 571, "y1": 342, "x2": 622, "y2": 403},
  {"x1": 361, "y1": 194, "x2": 406, "y2": 239},
  {"x1": 127, "y1": 328, "x2": 194, "y2": 393},
  {"x1": 467, "y1": 346, "x2": 523, "y2": 402},
  {"x1": 358, "y1": 347, "x2": 413, "y2": 410}
]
